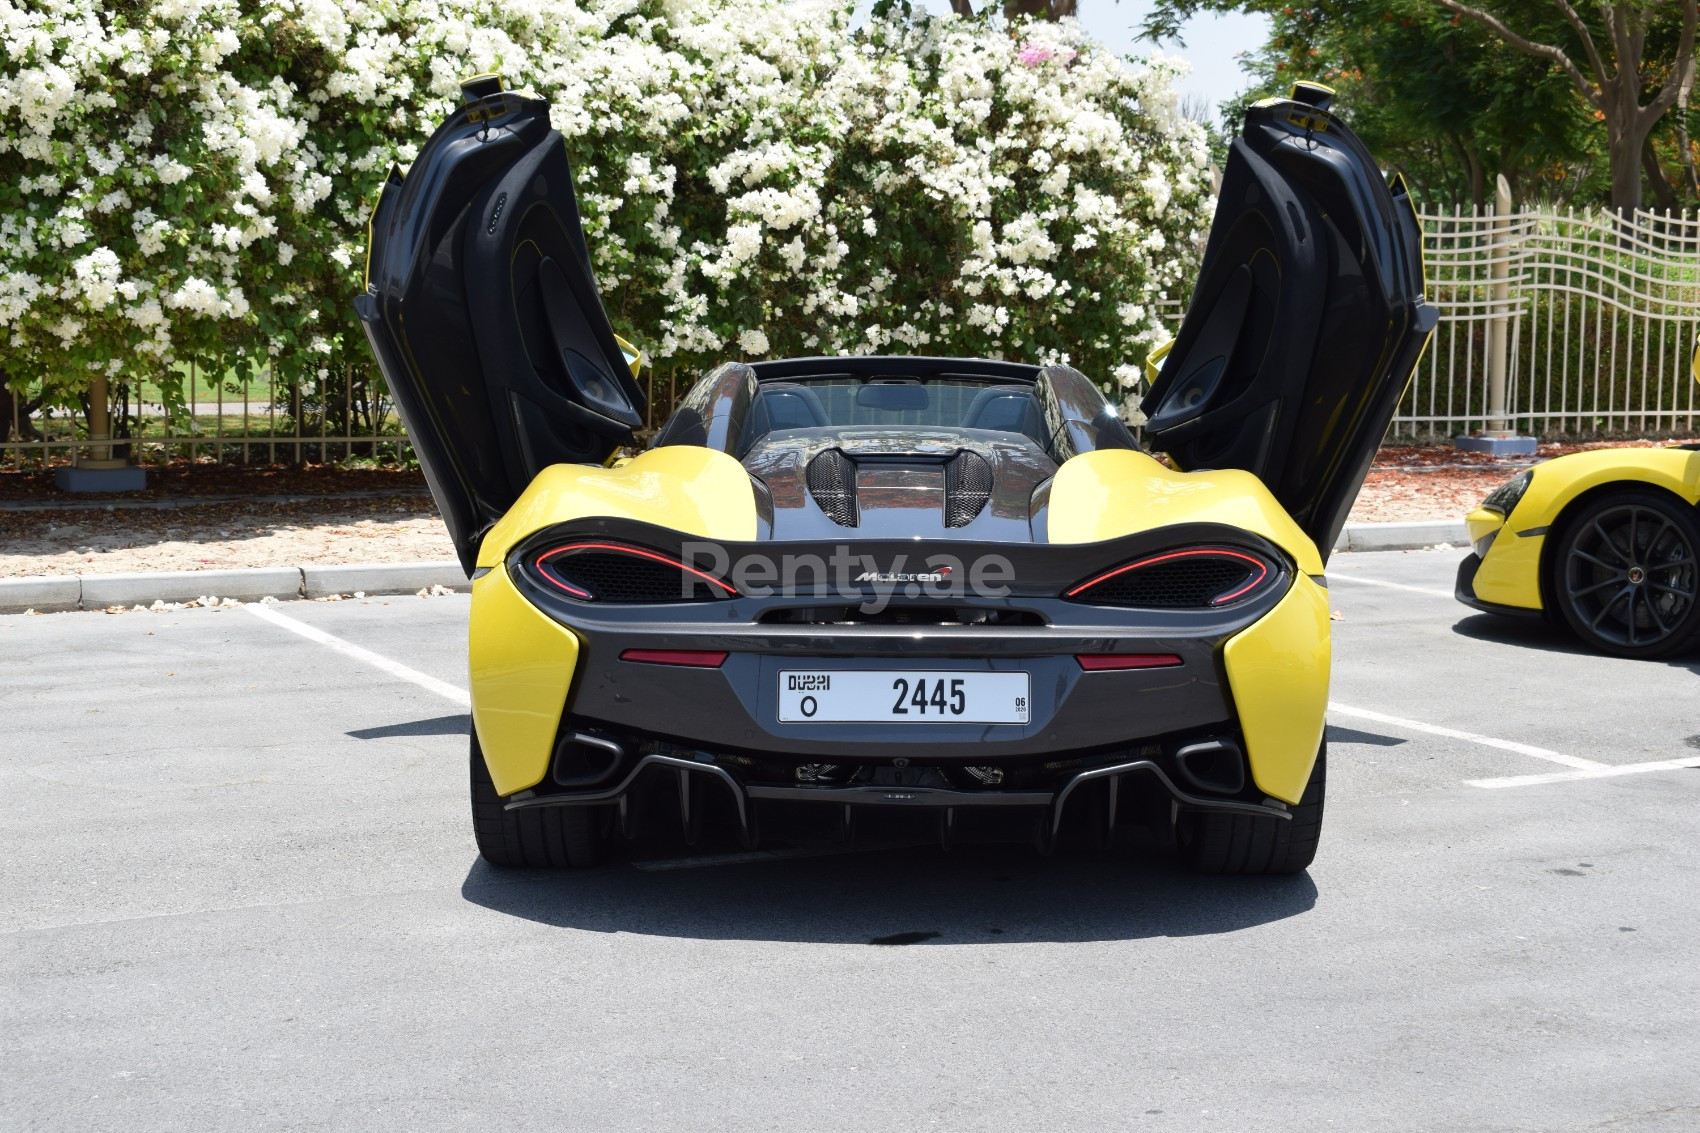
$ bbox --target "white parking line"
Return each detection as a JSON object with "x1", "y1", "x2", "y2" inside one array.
[
  {"x1": 1327, "y1": 573, "x2": 1454, "y2": 599},
  {"x1": 1467, "y1": 756, "x2": 1700, "y2": 789},
  {"x1": 1327, "y1": 702, "x2": 1605, "y2": 769},
  {"x1": 243, "y1": 603, "x2": 471, "y2": 707}
]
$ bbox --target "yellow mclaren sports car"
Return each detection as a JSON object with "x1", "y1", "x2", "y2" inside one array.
[
  {"x1": 355, "y1": 78, "x2": 1434, "y2": 873},
  {"x1": 1458, "y1": 417, "x2": 1700, "y2": 659}
]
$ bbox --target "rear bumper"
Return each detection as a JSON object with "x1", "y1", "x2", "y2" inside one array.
[
  {"x1": 502, "y1": 748, "x2": 1291, "y2": 853},
  {"x1": 565, "y1": 636, "x2": 1234, "y2": 763}
]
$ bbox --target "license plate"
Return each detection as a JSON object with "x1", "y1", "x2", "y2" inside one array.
[{"x1": 777, "y1": 670, "x2": 1030, "y2": 724}]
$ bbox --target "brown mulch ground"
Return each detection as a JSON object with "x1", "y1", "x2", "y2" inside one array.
[
  {"x1": 3, "y1": 441, "x2": 1695, "y2": 577},
  {"x1": 1351, "y1": 438, "x2": 1699, "y2": 523},
  {"x1": 0, "y1": 496, "x2": 453, "y2": 577},
  {"x1": 0, "y1": 462, "x2": 450, "y2": 577}
]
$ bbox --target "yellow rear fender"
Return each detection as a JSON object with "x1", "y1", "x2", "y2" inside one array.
[
  {"x1": 476, "y1": 446, "x2": 759, "y2": 570},
  {"x1": 1047, "y1": 449, "x2": 1326, "y2": 576},
  {"x1": 1473, "y1": 447, "x2": 1700, "y2": 611},
  {"x1": 468, "y1": 446, "x2": 757, "y2": 792},
  {"x1": 1049, "y1": 451, "x2": 1329, "y2": 802},
  {"x1": 469, "y1": 567, "x2": 581, "y2": 794},
  {"x1": 1221, "y1": 574, "x2": 1331, "y2": 803}
]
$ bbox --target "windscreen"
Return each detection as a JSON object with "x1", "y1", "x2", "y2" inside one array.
[{"x1": 766, "y1": 378, "x2": 1039, "y2": 432}]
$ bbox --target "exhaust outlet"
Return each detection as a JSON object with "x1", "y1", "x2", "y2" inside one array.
[
  {"x1": 1172, "y1": 738, "x2": 1248, "y2": 796},
  {"x1": 551, "y1": 731, "x2": 626, "y2": 788}
]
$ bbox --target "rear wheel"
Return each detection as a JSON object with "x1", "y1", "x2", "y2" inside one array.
[
  {"x1": 1178, "y1": 744, "x2": 1324, "y2": 875},
  {"x1": 1552, "y1": 490, "x2": 1700, "y2": 659},
  {"x1": 470, "y1": 735, "x2": 605, "y2": 868}
]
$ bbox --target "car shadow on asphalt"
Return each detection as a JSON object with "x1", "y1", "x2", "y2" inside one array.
[
  {"x1": 346, "y1": 714, "x2": 470, "y2": 740},
  {"x1": 457, "y1": 840, "x2": 1319, "y2": 944},
  {"x1": 1450, "y1": 613, "x2": 1700, "y2": 673}
]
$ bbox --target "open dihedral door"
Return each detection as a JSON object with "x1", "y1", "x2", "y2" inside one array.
[
  {"x1": 1141, "y1": 84, "x2": 1437, "y2": 559},
  {"x1": 356, "y1": 77, "x2": 645, "y2": 574}
]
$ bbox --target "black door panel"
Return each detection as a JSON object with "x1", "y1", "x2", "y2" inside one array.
[
  {"x1": 356, "y1": 86, "x2": 644, "y2": 572},
  {"x1": 1143, "y1": 90, "x2": 1436, "y2": 558}
]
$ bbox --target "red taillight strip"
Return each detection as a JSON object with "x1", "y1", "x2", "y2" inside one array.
[
  {"x1": 619, "y1": 649, "x2": 728, "y2": 667},
  {"x1": 535, "y1": 542, "x2": 738, "y2": 599},
  {"x1": 1064, "y1": 548, "x2": 1270, "y2": 605},
  {"x1": 1076, "y1": 653, "x2": 1184, "y2": 671},
  {"x1": 538, "y1": 574, "x2": 593, "y2": 599}
]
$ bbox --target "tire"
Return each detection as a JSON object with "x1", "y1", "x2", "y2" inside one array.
[
  {"x1": 470, "y1": 735, "x2": 605, "y2": 869},
  {"x1": 1178, "y1": 744, "x2": 1324, "y2": 876},
  {"x1": 1551, "y1": 489, "x2": 1700, "y2": 659}
]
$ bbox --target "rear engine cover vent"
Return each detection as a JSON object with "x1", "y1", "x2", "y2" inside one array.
[
  {"x1": 806, "y1": 448, "x2": 859, "y2": 527},
  {"x1": 943, "y1": 450, "x2": 993, "y2": 527}
]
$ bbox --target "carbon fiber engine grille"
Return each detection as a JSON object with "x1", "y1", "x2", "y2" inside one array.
[
  {"x1": 539, "y1": 550, "x2": 728, "y2": 602},
  {"x1": 1073, "y1": 556, "x2": 1262, "y2": 608},
  {"x1": 806, "y1": 449, "x2": 859, "y2": 527},
  {"x1": 943, "y1": 450, "x2": 992, "y2": 527}
]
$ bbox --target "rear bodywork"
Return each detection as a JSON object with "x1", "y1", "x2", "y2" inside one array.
[
  {"x1": 467, "y1": 443, "x2": 1331, "y2": 825},
  {"x1": 357, "y1": 78, "x2": 1430, "y2": 850}
]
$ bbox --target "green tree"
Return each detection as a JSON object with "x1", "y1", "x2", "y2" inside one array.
[
  {"x1": 1435, "y1": 0, "x2": 1695, "y2": 214},
  {"x1": 1222, "y1": 0, "x2": 1599, "y2": 208},
  {"x1": 1147, "y1": 0, "x2": 1698, "y2": 214}
]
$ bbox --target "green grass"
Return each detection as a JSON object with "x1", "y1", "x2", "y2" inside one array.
[{"x1": 132, "y1": 362, "x2": 265, "y2": 406}]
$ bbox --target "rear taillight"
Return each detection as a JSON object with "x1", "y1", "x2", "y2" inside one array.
[
  {"x1": 619, "y1": 649, "x2": 728, "y2": 667},
  {"x1": 1065, "y1": 548, "x2": 1275, "y2": 609},
  {"x1": 530, "y1": 542, "x2": 737, "y2": 602},
  {"x1": 1075, "y1": 653, "x2": 1183, "y2": 671}
]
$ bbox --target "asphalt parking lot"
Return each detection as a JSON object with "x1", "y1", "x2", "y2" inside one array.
[{"x1": 4, "y1": 548, "x2": 1699, "y2": 1132}]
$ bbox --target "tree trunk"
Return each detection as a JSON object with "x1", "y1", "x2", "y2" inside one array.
[
  {"x1": 1002, "y1": 0, "x2": 1073, "y2": 18},
  {"x1": 1644, "y1": 134, "x2": 1680, "y2": 209},
  {"x1": 0, "y1": 367, "x2": 41, "y2": 442},
  {"x1": 1680, "y1": 103, "x2": 1700, "y2": 199},
  {"x1": 1607, "y1": 102, "x2": 1645, "y2": 218},
  {"x1": 1461, "y1": 142, "x2": 1486, "y2": 213}
]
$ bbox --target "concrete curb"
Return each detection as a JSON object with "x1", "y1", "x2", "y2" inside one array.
[
  {"x1": 1332, "y1": 519, "x2": 1470, "y2": 554},
  {"x1": 0, "y1": 561, "x2": 469, "y2": 613},
  {"x1": 0, "y1": 575, "x2": 82, "y2": 612},
  {"x1": 81, "y1": 567, "x2": 304, "y2": 609},
  {"x1": 1, "y1": 523, "x2": 1470, "y2": 614},
  {"x1": 302, "y1": 561, "x2": 464, "y2": 599}
]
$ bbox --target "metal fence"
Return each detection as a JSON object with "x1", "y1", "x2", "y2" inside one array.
[
  {"x1": 1400, "y1": 205, "x2": 1700, "y2": 439},
  {"x1": 0, "y1": 360, "x2": 412, "y2": 468},
  {"x1": 6, "y1": 204, "x2": 1700, "y2": 469}
]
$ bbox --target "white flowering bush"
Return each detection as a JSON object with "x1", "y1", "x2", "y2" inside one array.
[{"x1": 0, "y1": 0, "x2": 1212, "y2": 437}]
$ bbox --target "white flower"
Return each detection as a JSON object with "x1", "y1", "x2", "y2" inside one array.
[
  {"x1": 154, "y1": 157, "x2": 194, "y2": 185},
  {"x1": 0, "y1": 0, "x2": 1211, "y2": 408},
  {"x1": 70, "y1": 247, "x2": 123, "y2": 309},
  {"x1": 723, "y1": 223, "x2": 763, "y2": 265},
  {"x1": 166, "y1": 278, "x2": 224, "y2": 317}
]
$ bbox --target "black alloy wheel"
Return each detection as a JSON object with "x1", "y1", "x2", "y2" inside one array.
[{"x1": 1553, "y1": 490, "x2": 1700, "y2": 659}]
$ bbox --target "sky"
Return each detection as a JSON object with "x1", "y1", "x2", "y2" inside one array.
[
  {"x1": 1075, "y1": 3, "x2": 1271, "y2": 108},
  {"x1": 913, "y1": 0, "x2": 1273, "y2": 111}
]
